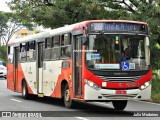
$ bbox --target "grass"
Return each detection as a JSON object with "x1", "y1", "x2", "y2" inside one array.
[{"x1": 151, "y1": 77, "x2": 160, "y2": 103}]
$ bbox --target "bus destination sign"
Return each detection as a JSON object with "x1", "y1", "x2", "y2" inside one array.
[{"x1": 90, "y1": 22, "x2": 146, "y2": 32}]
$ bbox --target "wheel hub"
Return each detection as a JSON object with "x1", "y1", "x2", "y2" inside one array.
[
  {"x1": 65, "y1": 89, "x2": 70, "y2": 102},
  {"x1": 23, "y1": 85, "x2": 26, "y2": 96}
]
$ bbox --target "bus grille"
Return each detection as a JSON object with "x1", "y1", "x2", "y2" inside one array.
[
  {"x1": 102, "y1": 94, "x2": 138, "y2": 99},
  {"x1": 97, "y1": 75, "x2": 143, "y2": 82}
]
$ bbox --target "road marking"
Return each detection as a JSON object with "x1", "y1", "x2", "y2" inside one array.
[
  {"x1": 138, "y1": 100, "x2": 160, "y2": 105},
  {"x1": 75, "y1": 117, "x2": 89, "y2": 120},
  {"x1": 10, "y1": 99, "x2": 22, "y2": 103}
]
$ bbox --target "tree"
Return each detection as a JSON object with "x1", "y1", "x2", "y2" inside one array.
[
  {"x1": 1, "y1": 12, "x2": 34, "y2": 44},
  {"x1": 8, "y1": 0, "x2": 113, "y2": 28},
  {"x1": 8, "y1": 0, "x2": 160, "y2": 28},
  {"x1": 0, "y1": 12, "x2": 8, "y2": 44},
  {"x1": 7, "y1": 0, "x2": 160, "y2": 70},
  {"x1": 0, "y1": 12, "x2": 8, "y2": 33},
  {"x1": 0, "y1": 45, "x2": 6, "y2": 62},
  {"x1": 0, "y1": 12, "x2": 35, "y2": 63}
]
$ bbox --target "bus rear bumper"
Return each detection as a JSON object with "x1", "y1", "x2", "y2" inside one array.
[{"x1": 84, "y1": 84, "x2": 151, "y2": 101}]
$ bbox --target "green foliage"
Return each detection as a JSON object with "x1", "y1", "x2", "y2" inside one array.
[
  {"x1": 151, "y1": 77, "x2": 160, "y2": 103},
  {"x1": 0, "y1": 45, "x2": 7, "y2": 62},
  {"x1": 32, "y1": 30, "x2": 41, "y2": 34},
  {"x1": 8, "y1": 0, "x2": 110, "y2": 28},
  {"x1": 0, "y1": 58, "x2": 6, "y2": 64},
  {"x1": 1, "y1": 12, "x2": 34, "y2": 44},
  {"x1": 0, "y1": 12, "x2": 8, "y2": 35}
]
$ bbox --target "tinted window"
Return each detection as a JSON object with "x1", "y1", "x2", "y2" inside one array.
[{"x1": 54, "y1": 35, "x2": 60, "y2": 47}]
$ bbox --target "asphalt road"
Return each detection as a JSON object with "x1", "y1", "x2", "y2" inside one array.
[{"x1": 0, "y1": 78, "x2": 160, "y2": 120}]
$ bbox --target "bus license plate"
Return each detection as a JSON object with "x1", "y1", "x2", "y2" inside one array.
[{"x1": 116, "y1": 90, "x2": 126, "y2": 95}]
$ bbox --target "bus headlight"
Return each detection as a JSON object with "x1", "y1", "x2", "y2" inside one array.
[
  {"x1": 85, "y1": 79, "x2": 101, "y2": 91},
  {"x1": 140, "y1": 81, "x2": 150, "y2": 90}
]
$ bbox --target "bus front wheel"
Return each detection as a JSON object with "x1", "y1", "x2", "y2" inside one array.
[
  {"x1": 112, "y1": 100, "x2": 127, "y2": 110},
  {"x1": 64, "y1": 84, "x2": 73, "y2": 108}
]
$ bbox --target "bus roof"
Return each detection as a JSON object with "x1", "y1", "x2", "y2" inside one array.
[
  {"x1": 72, "y1": 20, "x2": 148, "y2": 30},
  {"x1": 8, "y1": 20, "x2": 148, "y2": 46}
]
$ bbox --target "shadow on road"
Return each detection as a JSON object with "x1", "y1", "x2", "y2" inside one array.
[{"x1": 11, "y1": 95, "x2": 134, "y2": 117}]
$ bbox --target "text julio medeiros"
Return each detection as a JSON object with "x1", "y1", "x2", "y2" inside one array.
[{"x1": 133, "y1": 112, "x2": 159, "y2": 117}]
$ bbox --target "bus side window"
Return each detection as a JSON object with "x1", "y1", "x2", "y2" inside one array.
[
  {"x1": 50, "y1": 35, "x2": 61, "y2": 60},
  {"x1": 8, "y1": 46, "x2": 10, "y2": 54},
  {"x1": 20, "y1": 43, "x2": 26, "y2": 52},
  {"x1": 8, "y1": 46, "x2": 14, "y2": 64},
  {"x1": 51, "y1": 37, "x2": 54, "y2": 47},
  {"x1": 29, "y1": 41, "x2": 35, "y2": 50},
  {"x1": 61, "y1": 33, "x2": 72, "y2": 58},
  {"x1": 64, "y1": 33, "x2": 71, "y2": 45},
  {"x1": 54, "y1": 35, "x2": 60, "y2": 47},
  {"x1": 20, "y1": 43, "x2": 26, "y2": 62},
  {"x1": 44, "y1": 37, "x2": 52, "y2": 60},
  {"x1": 27, "y1": 41, "x2": 36, "y2": 61},
  {"x1": 61, "y1": 46, "x2": 71, "y2": 58},
  {"x1": 26, "y1": 42, "x2": 29, "y2": 51},
  {"x1": 45, "y1": 37, "x2": 52, "y2": 49},
  {"x1": 61, "y1": 35, "x2": 64, "y2": 46}
]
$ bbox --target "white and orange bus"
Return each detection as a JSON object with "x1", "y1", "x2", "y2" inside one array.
[{"x1": 7, "y1": 20, "x2": 151, "y2": 110}]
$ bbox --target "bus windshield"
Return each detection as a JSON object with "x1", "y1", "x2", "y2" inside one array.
[{"x1": 86, "y1": 34, "x2": 150, "y2": 71}]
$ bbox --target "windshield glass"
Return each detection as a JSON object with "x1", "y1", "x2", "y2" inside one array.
[{"x1": 86, "y1": 34, "x2": 150, "y2": 71}]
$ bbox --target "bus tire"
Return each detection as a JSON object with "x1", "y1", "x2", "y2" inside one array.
[
  {"x1": 22, "y1": 81, "x2": 30, "y2": 99},
  {"x1": 64, "y1": 84, "x2": 73, "y2": 108},
  {"x1": 112, "y1": 100, "x2": 127, "y2": 110}
]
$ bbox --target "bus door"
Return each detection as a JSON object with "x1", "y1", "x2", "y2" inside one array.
[
  {"x1": 37, "y1": 42, "x2": 44, "y2": 94},
  {"x1": 13, "y1": 47, "x2": 19, "y2": 91},
  {"x1": 73, "y1": 36, "x2": 82, "y2": 96}
]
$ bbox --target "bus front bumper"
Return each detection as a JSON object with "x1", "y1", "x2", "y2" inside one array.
[{"x1": 84, "y1": 84, "x2": 151, "y2": 101}]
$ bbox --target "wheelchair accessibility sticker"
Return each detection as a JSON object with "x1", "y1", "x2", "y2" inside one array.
[{"x1": 121, "y1": 62, "x2": 130, "y2": 70}]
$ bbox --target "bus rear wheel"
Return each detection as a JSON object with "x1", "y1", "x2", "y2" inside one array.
[
  {"x1": 22, "y1": 81, "x2": 31, "y2": 99},
  {"x1": 112, "y1": 100, "x2": 127, "y2": 110},
  {"x1": 64, "y1": 84, "x2": 73, "y2": 108}
]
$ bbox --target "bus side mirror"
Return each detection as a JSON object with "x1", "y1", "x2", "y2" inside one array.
[
  {"x1": 82, "y1": 36, "x2": 88, "y2": 45},
  {"x1": 157, "y1": 35, "x2": 160, "y2": 45}
]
